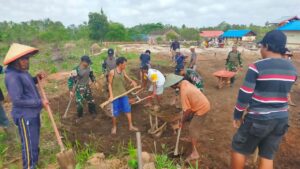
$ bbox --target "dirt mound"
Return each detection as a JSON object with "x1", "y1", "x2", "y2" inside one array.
[
  {"x1": 51, "y1": 45, "x2": 64, "y2": 61},
  {"x1": 64, "y1": 43, "x2": 76, "y2": 50},
  {"x1": 90, "y1": 43, "x2": 101, "y2": 55}
]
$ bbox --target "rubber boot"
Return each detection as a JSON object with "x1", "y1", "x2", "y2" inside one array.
[
  {"x1": 88, "y1": 103, "x2": 96, "y2": 115},
  {"x1": 230, "y1": 76, "x2": 235, "y2": 87},
  {"x1": 77, "y1": 105, "x2": 83, "y2": 118}
]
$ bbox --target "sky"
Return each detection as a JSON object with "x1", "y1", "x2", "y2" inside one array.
[{"x1": 0, "y1": 0, "x2": 299, "y2": 27}]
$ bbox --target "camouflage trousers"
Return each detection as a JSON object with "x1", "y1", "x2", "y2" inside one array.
[
  {"x1": 226, "y1": 62, "x2": 238, "y2": 85},
  {"x1": 195, "y1": 81, "x2": 204, "y2": 92},
  {"x1": 75, "y1": 84, "x2": 96, "y2": 117}
]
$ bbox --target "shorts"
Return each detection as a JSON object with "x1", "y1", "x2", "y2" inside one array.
[
  {"x1": 175, "y1": 65, "x2": 184, "y2": 75},
  {"x1": 149, "y1": 85, "x2": 164, "y2": 95},
  {"x1": 112, "y1": 96, "x2": 131, "y2": 117},
  {"x1": 140, "y1": 64, "x2": 151, "y2": 69},
  {"x1": 232, "y1": 117, "x2": 289, "y2": 160},
  {"x1": 189, "y1": 115, "x2": 207, "y2": 140}
]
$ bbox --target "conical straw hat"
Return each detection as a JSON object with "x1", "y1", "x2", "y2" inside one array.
[
  {"x1": 164, "y1": 73, "x2": 183, "y2": 88},
  {"x1": 3, "y1": 43, "x2": 38, "y2": 65}
]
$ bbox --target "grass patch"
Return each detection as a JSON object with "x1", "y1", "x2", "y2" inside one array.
[
  {"x1": 74, "y1": 141, "x2": 96, "y2": 169},
  {"x1": 0, "y1": 132, "x2": 9, "y2": 168},
  {"x1": 127, "y1": 140, "x2": 138, "y2": 169},
  {"x1": 155, "y1": 154, "x2": 177, "y2": 169}
]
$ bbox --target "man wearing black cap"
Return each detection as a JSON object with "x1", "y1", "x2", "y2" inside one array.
[
  {"x1": 68, "y1": 55, "x2": 97, "y2": 118},
  {"x1": 102, "y1": 48, "x2": 116, "y2": 82},
  {"x1": 231, "y1": 30, "x2": 298, "y2": 169}
]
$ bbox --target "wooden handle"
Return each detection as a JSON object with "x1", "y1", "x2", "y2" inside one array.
[
  {"x1": 174, "y1": 111, "x2": 183, "y2": 156},
  {"x1": 63, "y1": 97, "x2": 73, "y2": 118},
  {"x1": 132, "y1": 95, "x2": 152, "y2": 105},
  {"x1": 174, "y1": 127, "x2": 182, "y2": 156},
  {"x1": 131, "y1": 88, "x2": 144, "y2": 95},
  {"x1": 100, "y1": 85, "x2": 141, "y2": 108},
  {"x1": 37, "y1": 78, "x2": 65, "y2": 151}
]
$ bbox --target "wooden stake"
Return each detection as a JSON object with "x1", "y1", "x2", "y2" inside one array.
[
  {"x1": 136, "y1": 132, "x2": 142, "y2": 169},
  {"x1": 155, "y1": 116, "x2": 158, "y2": 129},
  {"x1": 154, "y1": 141, "x2": 157, "y2": 154}
]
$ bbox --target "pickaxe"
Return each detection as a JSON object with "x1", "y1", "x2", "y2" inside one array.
[{"x1": 131, "y1": 95, "x2": 153, "y2": 105}]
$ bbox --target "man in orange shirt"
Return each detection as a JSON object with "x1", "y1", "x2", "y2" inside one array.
[{"x1": 164, "y1": 74, "x2": 211, "y2": 162}]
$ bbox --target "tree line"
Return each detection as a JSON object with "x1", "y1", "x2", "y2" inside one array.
[{"x1": 0, "y1": 9, "x2": 276, "y2": 44}]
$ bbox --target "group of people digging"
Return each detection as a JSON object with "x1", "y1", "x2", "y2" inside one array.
[{"x1": 0, "y1": 30, "x2": 298, "y2": 169}]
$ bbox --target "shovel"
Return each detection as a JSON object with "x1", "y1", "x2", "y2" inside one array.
[
  {"x1": 37, "y1": 78, "x2": 76, "y2": 169},
  {"x1": 63, "y1": 81, "x2": 78, "y2": 119},
  {"x1": 173, "y1": 112, "x2": 183, "y2": 158}
]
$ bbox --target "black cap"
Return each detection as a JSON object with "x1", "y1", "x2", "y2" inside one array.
[
  {"x1": 260, "y1": 30, "x2": 287, "y2": 54},
  {"x1": 81, "y1": 55, "x2": 92, "y2": 64},
  {"x1": 145, "y1": 50, "x2": 151, "y2": 54},
  {"x1": 108, "y1": 48, "x2": 114, "y2": 56}
]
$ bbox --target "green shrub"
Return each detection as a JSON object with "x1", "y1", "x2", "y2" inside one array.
[{"x1": 127, "y1": 140, "x2": 138, "y2": 169}]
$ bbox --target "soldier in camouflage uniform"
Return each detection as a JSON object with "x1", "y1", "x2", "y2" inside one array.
[
  {"x1": 180, "y1": 68, "x2": 204, "y2": 92},
  {"x1": 68, "y1": 55, "x2": 97, "y2": 118},
  {"x1": 225, "y1": 45, "x2": 242, "y2": 85}
]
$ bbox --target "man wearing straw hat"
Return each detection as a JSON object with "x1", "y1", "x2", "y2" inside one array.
[
  {"x1": 164, "y1": 74, "x2": 210, "y2": 162},
  {"x1": 4, "y1": 43, "x2": 48, "y2": 169}
]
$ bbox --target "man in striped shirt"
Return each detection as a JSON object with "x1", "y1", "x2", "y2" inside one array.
[{"x1": 231, "y1": 30, "x2": 298, "y2": 169}]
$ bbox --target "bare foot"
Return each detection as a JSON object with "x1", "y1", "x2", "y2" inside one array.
[
  {"x1": 111, "y1": 127, "x2": 117, "y2": 134},
  {"x1": 129, "y1": 126, "x2": 139, "y2": 132}
]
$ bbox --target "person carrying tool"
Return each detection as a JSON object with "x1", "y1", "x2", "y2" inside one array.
[
  {"x1": 174, "y1": 49, "x2": 186, "y2": 75},
  {"x1": 225, "y1": 45, "x2": 243, "y2": 86},
  {"x1": 164, "y1": 74, "x2": 211, "y2": 162},
  {"x1": 139, "y1": 50, "x2": 151, "y2": 83},
  {"x1": 179, "y1": 68, "x2": 204, "y2": 92},
  {"x1": 188, "y1": 46, "x2": 197, "y2": 70},
  {"x1": 108, "y1": 57, "x2": 139, "y2": 134},
  {"x1": 170, "y1": 39, "x2": 180, "y2": 60},
  {"x1": 231, "y1": 30, "x2": 298, "y2": 169},
  {"x1": 102, "y1": 48, "x2": 116, "y2": 82},
  {"x1": 68, "y1": 55, "x2": 97, "y2": 119},
  {"x1": 4, "y1": 43, "x2": 48, "y2": 169},
  {"x1": 141, "y1": 65, "x2": 165, "y2": 107}
]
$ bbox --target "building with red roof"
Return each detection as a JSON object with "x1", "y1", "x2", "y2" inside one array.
[{"x1": 199, "y1": 31, "x2": 224, "y2": 38}]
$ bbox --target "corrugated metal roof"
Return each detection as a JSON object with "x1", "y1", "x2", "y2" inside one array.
[
  {"x1": 277, "y1": 20, "x2": 300, "y2": 31},
  {"x1": 222, "y1": 30, "x2": 252, "y2": 38},
  {"x1": 269, "y1": 16, "x2": 299, "y2": 24},
  {"x1": 199, "y1": 31, "x2": 223, "y2": 38}
]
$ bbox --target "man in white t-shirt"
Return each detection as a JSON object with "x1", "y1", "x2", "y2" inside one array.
[{"x1": 141, "y1": 65, "x2": 165, "y2": 106}]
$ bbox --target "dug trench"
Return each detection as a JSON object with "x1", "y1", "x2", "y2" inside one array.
[
  {"x1": 48, "y1": 65, "x2": 193, "y2": 165},
  {"x1": 47, "y1": 52, "x2": 300, "y2": 168}
]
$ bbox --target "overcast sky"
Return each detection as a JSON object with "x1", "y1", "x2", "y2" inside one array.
[{"x1": 0, "y1": 0, "x2": 299, "y2": 27}]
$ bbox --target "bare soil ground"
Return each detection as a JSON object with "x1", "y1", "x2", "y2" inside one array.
[{"x1": 45, "y1": 45, "x2": 300, "y2": 169}]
